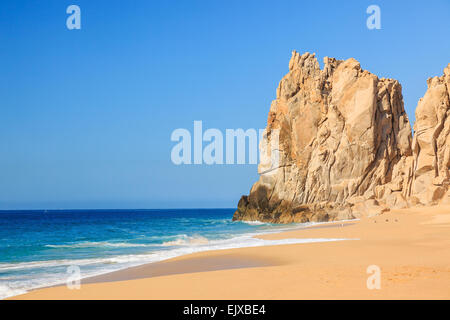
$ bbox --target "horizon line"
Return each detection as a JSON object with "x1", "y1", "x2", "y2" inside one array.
[{"x1": 0, "y1": 207, "x2": 236, "y2": 212}]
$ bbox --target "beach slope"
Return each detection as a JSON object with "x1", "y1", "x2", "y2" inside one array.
[{"x1": 11, "y1": 205, "x2": 450, "y2": 300}]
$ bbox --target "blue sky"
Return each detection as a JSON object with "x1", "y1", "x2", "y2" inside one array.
[{"x1": 0, "y1": 0, "x2": 449, "y2": 209}]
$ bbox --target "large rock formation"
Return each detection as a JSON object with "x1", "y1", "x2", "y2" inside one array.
[{"x1": 233, "y1": 51, "x2": 450, "y2": 223}]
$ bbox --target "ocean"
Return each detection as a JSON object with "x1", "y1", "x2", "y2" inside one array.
[{"x1": 0, "y1": 208, "x2": 345, "y2": 299}]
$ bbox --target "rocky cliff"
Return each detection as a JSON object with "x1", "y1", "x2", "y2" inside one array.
[{"x1": 233, "y1": 51, "x2": 450, "y2": 223}]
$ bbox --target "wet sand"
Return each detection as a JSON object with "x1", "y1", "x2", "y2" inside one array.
[{"x1": 81, "y1": 253, "x2": 276, "y2": 284}]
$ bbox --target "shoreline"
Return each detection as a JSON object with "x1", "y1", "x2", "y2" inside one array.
[
  {"x1": 10, "y1": 206, "x2": 450, "y2": 299},
  {"x1": 1, "y1": 219, "x2": 353, "y2": 299},
  {"x1": 81, "y1": 220, "x2": 356, "y2": 285}
]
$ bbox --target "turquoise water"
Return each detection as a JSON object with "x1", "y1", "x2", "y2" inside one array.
[{"x1": 0, "y1": 208, "x2": 343, "y2": 299}]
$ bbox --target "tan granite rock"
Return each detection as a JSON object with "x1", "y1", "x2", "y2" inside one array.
[{"x1": 233, "y1": 54, "x2": 450, "y2": 223}]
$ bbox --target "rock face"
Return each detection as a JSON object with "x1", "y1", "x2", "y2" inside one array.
[
  {"x1": 233, "y1": 51, "x2": 450, "y2": 223},
  {"x1": 411, "y1": 64, "x2": 450, "y2": 205}
]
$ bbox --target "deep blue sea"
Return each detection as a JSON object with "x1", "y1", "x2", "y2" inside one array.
[{"x1": 0, "y1": 208, "x2": 343, "y2": 299}]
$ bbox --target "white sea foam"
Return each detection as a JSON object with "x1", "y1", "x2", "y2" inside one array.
[
  {"x1": 162, "y1": 235, "x2": 209, "y2": 246},
  {"x1": 0, "y1": 284, "x2": 27, "y2": 300},
  {"x1": 45, "y1": 241, "x2": 155, "y2": 249},
  {"x1": 242, "y1": 221, "x2": 269, "y2": 225}
]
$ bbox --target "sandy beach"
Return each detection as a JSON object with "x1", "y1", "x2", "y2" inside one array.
[{"x1": 11, "y1": 205, "x2": 450, "y2": 300}]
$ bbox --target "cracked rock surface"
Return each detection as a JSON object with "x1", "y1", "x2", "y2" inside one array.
[{"x1": 233, "y1": 51, "x2": 450, "y2": 223}]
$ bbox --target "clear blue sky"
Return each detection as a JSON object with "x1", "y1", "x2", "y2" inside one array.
[{"x1": 0, "y1": 0, "x2": 449, "y2": 209}]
